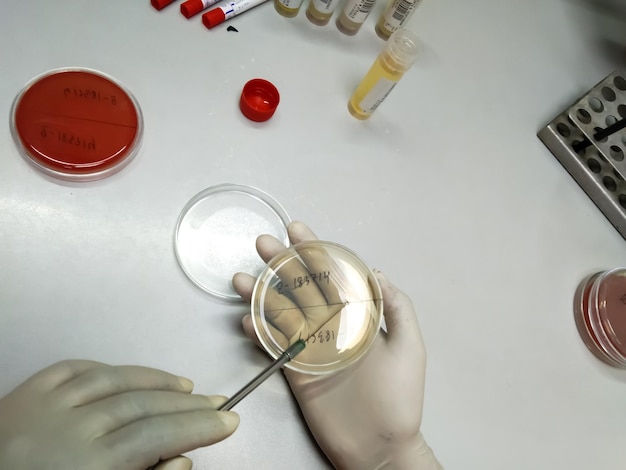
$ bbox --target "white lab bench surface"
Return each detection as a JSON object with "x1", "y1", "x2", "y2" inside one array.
[{"x1": 1, "y1": 1, "x2": 625, "y2": 469}]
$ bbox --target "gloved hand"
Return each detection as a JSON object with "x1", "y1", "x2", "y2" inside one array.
[
  {"x1": 233, "y1": 221, "x2": 442, "y2": 470},
  {"x1": 0, "y1": 360, "x2": 239, "y2": 470}
]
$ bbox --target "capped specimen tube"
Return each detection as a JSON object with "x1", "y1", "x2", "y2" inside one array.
[
  {"x1": 306, "y1": 0, "x2": 342, "y2": 25},
  {"x1": 375, "y1": 0, "x2": 424, "y2": 40},
  {"x1": 336, "y1": 0, "x2": 378, "y2": 36},
  {"x1": 348, "y1": 28, "x2": 420, "y2": 120},
  {"x1": 275, "y1": 0, "x2": 305, "y2": 17}
]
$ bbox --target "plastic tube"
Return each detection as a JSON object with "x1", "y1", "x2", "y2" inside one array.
[
  {"x1": 375, "y1": 0, "x2": 424, "y2": 40},
  {"x1": 335, "y1": 0, "x2": 378, "y2": 36},
  {"x1": 348, "y1": 28, "x2": 420, "y2": 119}
]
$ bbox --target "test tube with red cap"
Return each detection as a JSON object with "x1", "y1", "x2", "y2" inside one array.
[
  {"x1": 151, "y1": 0, "x2": 178, "y2": 10},
  {"x1": 180, "y1": 0, "x2": 221, "y2": 17},
  {"x1": 202, "y1": 0, "x2": 269, "y2": 28}
]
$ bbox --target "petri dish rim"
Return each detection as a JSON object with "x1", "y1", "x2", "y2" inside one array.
[
  {"x1": 576, "y1": 268, "x2": 626, "y2": 368},
  {"x1": 174, "y1": 183, "x2": 291, "y2": 302},
  {"x1": 251, "y1": 240, "x2": 384, "y2": 375},
  {"x1": 591, "y1": 267, "x2": 626, "y2": 362},
  {"x1": 9, "y1": 67, "x2": 144, "y2": 182},
  {"x1": 573, "y1": 273, "x2": 621, "y2": 367}
]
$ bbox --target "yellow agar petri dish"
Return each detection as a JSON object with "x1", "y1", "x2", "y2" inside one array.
[{"x1": 251, "y1": 241, "x2": 383, "y2": 374}]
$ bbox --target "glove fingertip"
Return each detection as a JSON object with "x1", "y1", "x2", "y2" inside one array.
[
  {"x1": 154, "y1": 456, "x2": 193, "y2": 470},
  {"x1": 287, "y1": 220, "x2": 318, "y2": 241},
  {"x1": 177, "y1": 376, "x2": 194, "y2": 392},
  {"x1": 217, "y1": 410, "x2": 240, "y2": 431},
  {"x1": 242, "y1": 314, "x2": 253, "y2": 333}
]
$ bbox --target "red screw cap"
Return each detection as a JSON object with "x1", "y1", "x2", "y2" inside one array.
[{"x1": 239, "y1": 79, "x2": 280, "y2": 122}]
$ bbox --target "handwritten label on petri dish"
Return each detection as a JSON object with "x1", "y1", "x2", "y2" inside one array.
[
  {"x1": 276, "y1": 271, "x2": 331, "y2": 294},
  {"x1": 12, "y1": 69, "x2": 141, "y2": 179}
]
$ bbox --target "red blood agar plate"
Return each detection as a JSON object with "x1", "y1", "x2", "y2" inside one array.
[
  {"x1": 10, "y1": 68, "x2": 143, "y2": 181},
  {"x1": 574, "y1": 268, "x2": 626, "y2": 368}
]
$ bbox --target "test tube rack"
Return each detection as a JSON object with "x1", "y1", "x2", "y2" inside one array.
[{"x1": 538, "y1": 70, "x2": 626, "y2": 240}]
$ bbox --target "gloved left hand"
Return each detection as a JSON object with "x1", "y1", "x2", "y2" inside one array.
[
  {"x1": 233, "y1": 221, "x2": 442, "y2": 469},
  {"x1": 0, "y1": 360, "x2": 239, "y2": 470}
]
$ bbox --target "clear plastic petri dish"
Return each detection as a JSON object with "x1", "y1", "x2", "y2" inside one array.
[
  {"x1": 174, "y1": 184, "x2": 291, "y2": 302},
  {"x1": 10, "y1": 67, "x2": 143, "y2": 181},
  {"x1": 251, "y1": 241, "x2": 383, "y2": 374},
  {"x1": 574, "y1": 268, "x2": 626, "y2": 368}
]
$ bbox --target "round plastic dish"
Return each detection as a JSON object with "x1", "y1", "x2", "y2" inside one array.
[
  {"x1": 10, "y1": 68, "x2": 143, "y2": 181},
  {"x1": 174, "y1": 184, "x2": 291, "y2": 302},
  {"x1": 251, "y1": 241, "x2": 383, "y2": 374},
  {"x1": 239, "y1": 79, "x2": 280, "y2": 122},
  {"x1": 574, "y1": 268, "x2": 626, "y2": 368}
]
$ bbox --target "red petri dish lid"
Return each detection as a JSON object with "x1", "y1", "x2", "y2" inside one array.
[
  {"x1": 239, "y1": 79, "x2": 280, "y2": 122},
  {"x1": 595, "y1": 268, "x2": 626, "y2": 359},
  {"x1": 10, "y1": 68, "x2": 143, "y2": 181}
]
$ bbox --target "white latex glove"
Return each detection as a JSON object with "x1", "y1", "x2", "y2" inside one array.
[
  {"x1": 0, "y1": 360, "x2": 239, "y2": 470},
  {"x1": 232, "y1": 221, "x2": 442, "y2": 470}
]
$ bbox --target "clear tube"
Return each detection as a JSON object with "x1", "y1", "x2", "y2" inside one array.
[
  {"x1": 375, "y1": 0, "x2": 424, "y2": 40},
  {"x1": 336, "y1": 0, "x2": 378, "y2": 36},
  {"x1": 306, "y1": 0, "x2": 342, "y2": 25},
  {"x1": 274, "y1": 0, "x2": 305, "y2": 17},
  {"x1": 348, "y1": 28, "x2": 420, "y2": 120}
]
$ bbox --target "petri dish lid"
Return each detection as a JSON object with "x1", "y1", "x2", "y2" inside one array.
[
  {"x1": 251, "y1": 241, "x2": 383, "y2": 375},
  {"x1": 10, "y1": 67, "x2": 143, "y2": 181},
  {"x1": 174, "y1": 184, "x2": 291, "y2": 302},
  {"x1": 593, "y1": 268, "x2": 626, "y2": 360}
]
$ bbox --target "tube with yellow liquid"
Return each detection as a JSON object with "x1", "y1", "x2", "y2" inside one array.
[
  {"x1": 306, "y1": 0, "x2": 342, "y2": 26},
  {"x1": 348, "y1": 28, "x2": 420, "y2": 120},
  {"x1": 375, "y1": 0, "x2": 424, "y2": 40},
  {"x1": 274, "y1": 0, "x2": 305, "y2": 17}
]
